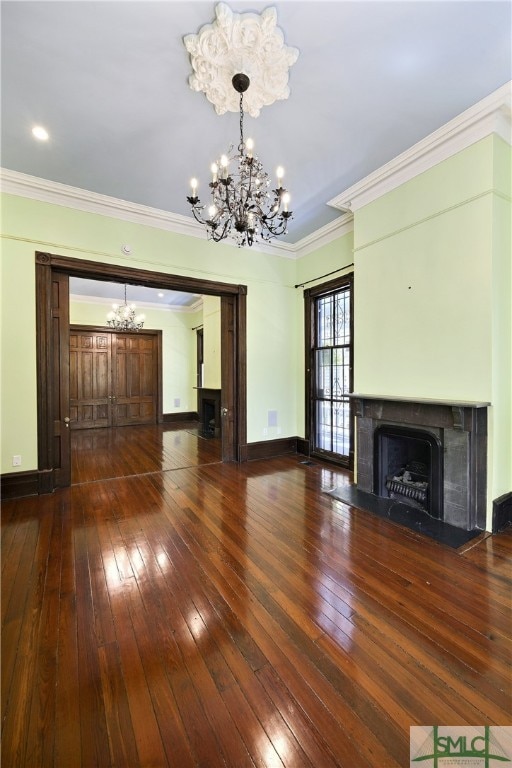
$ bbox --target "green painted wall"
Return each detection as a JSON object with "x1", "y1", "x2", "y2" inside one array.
[
  {"x1": 69, "y1": 298, "x2": 200, "y2": 414},
  {"x1": 201, "y1": 295, "x2": 221, "y2": 389},
  {"x1": 490, "y1": 136, "x2": 512, "y2": 509},
  {"x1": 353, "y1": 137, "x2": 497, "y2": 402},
  {"x1": 296, "y1": 135, "x2": 510, "y2": 526},
  {"x1": 0, "y1": 238, "x2": 39, "y2": 472}
]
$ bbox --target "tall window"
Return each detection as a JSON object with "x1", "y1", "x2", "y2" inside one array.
[{"x1": 305, "y1": 275, "x2": 353, "y2": 467}]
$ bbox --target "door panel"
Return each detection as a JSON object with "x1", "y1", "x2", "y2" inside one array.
[
  {"x1": 69, "y1": 331, "x2": 111, "y2": 429},
  {"x1": 112, "y1": 334, "x2": 157, "y2": 427},
  {"x1": 70, "y1": 329, "x2": 158, "y2": 430}
]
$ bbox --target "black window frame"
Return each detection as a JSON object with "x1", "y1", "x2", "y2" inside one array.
[{"x1": 304, "y1": 273, "x2": 354, "y2": 469}]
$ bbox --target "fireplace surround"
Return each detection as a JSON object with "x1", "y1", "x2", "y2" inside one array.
[{"x1": 351, "y1": 395, "x2": 489, "y2": 531}]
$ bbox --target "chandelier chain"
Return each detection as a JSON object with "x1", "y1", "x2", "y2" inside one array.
[{"x1": 239, "y1": 93, "x2": 244, "y2": 153}]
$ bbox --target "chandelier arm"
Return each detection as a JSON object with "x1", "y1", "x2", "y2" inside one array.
[
  {"x1": 209, "y1": 218, "x2": 231, "y2": 242},
  {"x1": 190, "y1": 205, "x2": 208, "y2": 226}
]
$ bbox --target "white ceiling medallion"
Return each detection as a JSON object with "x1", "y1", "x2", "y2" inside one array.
[{"x1": 184, "y1": 3, "x2": 299, "y2": 118}]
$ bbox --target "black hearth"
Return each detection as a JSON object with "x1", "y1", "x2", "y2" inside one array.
[{"x1": 374, "y1": 425, "x2": 443, "y2": 519}]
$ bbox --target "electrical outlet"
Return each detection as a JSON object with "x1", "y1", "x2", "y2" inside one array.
[
  {"x1": 174, "y1": 398, "x2": 180, "y2": 407},
  {"x1": 12, "y1": 455, "x2": 22, "y2": 466},
  {"x1": 263, "y1": 427, "x2": 268, "y2": 436},
  {"x1": 268, "y1": 410, "x2": 278, "y2": 427}
]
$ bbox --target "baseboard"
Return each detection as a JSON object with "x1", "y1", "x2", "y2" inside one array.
[
  {"x1": 1, "y1": 469, "x2": 39, "y2": 500},
  {"x1": 297, "y1": 437, "x2": 310, "y2": 456},
  {"x1": 492, "y1": 492, "x2": 512, "y2": 533},
  {"x1": 162, "y1": 412, "x2": 199, "y2": 423},
  {"x1": 246, "y1": 437, "x2": 299, "y2": 461}
]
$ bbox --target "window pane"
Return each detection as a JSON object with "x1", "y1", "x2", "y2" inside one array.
[
  {"x1": 315, "y1": 349, "x2": 331, "y2": 397},
  {"x1": 333, "y1": 347, "x2": 350, "y2": 396},
  {"x1": 332, "y1": 400, "x2": 350, "y2": 455},
  {"x1": 317, "y1": 295, "x2": 334, "y2": 347},
  {"x1": 316, "y1": 400, "x2": 332, "y2": 451},
  {"x1": 334, "y1": 288, "x2": 350, "y2": 345}
]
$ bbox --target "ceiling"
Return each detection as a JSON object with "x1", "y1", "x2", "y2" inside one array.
[
  {"x1": 1, "y1": 0, "x2": 511, "y2": 250},
  {"x1": 69, "y1": 277, "x2": 201, "y2": 309}
]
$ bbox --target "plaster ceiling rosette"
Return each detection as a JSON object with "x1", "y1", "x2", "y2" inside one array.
[{"x1": 184, "y1": 3, "x2": 299, "y2": 118}]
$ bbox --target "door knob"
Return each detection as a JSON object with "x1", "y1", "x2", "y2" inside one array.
[
  {"x1": 221, "y1": 407, "x2": 228, "y2": 417},
  {"x1": 64, "y1": 417, "x2": 71, "y2": 428}
]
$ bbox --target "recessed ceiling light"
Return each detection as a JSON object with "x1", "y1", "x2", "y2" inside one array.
[
  {"x1": 158, "y1": 292, "x2": 164, "y2": 298},
  {"x1": 32, "y1": 125, "x2": 49, "y2": 141}
]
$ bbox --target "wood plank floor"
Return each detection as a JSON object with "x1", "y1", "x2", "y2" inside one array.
[
  {"x1": 2, "y1": 428, "x2": 511, "y2": 767},
  {"x1": 71, "y1": 422, "x2": 222, "y2": 484}
]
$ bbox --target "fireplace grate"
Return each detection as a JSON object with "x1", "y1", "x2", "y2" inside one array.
[{"x1": 386, "y1": 461, "x2": 428, "y2": 505}]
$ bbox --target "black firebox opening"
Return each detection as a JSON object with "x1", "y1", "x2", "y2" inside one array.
[
  {"x1": 374, "y1": 425, "x2": 443, "y2": 519},
  {"x1": 201, "y1": 399, "x2": 217, "y2": 438}
]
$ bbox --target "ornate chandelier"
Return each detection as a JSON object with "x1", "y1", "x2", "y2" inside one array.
[
  {"x1": 106, "y1": 285, "x2": 145, "y2": 331},
  {"x1": 187, "y1": 73, "x2": 292, "y2": 247}
]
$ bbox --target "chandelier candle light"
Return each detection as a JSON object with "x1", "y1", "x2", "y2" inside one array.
[
  {"x1": 106, "y1": 284, "x2": 145, "y2": 331},
  {"x1": 187, "y1": 73, "x2": 292, "y2": 247}
]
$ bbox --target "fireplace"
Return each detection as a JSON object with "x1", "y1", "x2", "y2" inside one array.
[
  {"x1": 351, "y1": 395, "x2": 488, "y2": 531},
  {"x1": 196, "y1": 387, "x2": 221, "y2": 438},
  {"x1": 202, "y1": 399, "x2": 217, "y2": 437},
  {"x1": 374, "y1": 425, "x2": 443, "y2": 519}
]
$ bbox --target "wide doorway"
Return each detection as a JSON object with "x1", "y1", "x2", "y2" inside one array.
[{"x1": 36, "y1": 253, "x2": 247, "y2": 491}]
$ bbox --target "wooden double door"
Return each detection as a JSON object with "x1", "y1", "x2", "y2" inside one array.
[{"x1": 70, "y1": 327, "x2": 159, "y2": 430}]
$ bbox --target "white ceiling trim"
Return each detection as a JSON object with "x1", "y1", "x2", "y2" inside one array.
[
  {"x1": 1, "y1": 82, "x2": 509, "y2": 258},
  {"x1": 329, "y1": 81, "x2": 511, "y2": 213},
  {"x1": 292, "y1": 215, "x2": 354, "y2": 260},
  {"x1": 0, "y1": 167, "x2": 298, "y2": 258},
  {"x1": 0, "y1": 168, "x2": 202, "y2": 236},
  {"x1": 70, "y1": 293, "x2": 203, "y2": 313}
]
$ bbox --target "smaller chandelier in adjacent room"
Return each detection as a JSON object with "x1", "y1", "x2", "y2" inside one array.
[
  {"x1": 187, "y1": 73, "x2": 292, "y2": 247},
  {"x1": 106, "y1": 284, "x2": 145, "y2": 331}
]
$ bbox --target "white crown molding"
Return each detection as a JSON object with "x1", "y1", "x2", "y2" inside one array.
[
  {"x1": 0, "y1": 167, "x2": 296, "y2": 257},
  {"x1": 328, "y1": 81, "x2": 512, "y2": 213},
  {"x1": 0, "y1": 165, "x2": 350, "y2": 259},
  {"x1": 293, "y1": 215, "x2": 354, "y2": 260},
  {"x1": 0, "y1": 168, "x2": 204, "y2": 238}
]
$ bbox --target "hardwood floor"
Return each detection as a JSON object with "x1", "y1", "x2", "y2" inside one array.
[
  {"x1": 71, "y1": 422, "x2": 222, "y2": 484},
  {"x1": 2, "y1": 429, "x2": 511, "y2": 767}
]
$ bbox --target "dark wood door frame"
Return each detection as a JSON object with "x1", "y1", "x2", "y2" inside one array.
[{"x1": 36, "y1": 252, "x2": 247, "y2": 491}]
